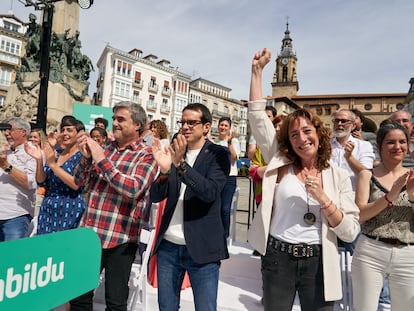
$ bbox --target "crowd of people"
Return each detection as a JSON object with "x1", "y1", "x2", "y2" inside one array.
[{"x1": 0, "y1": 48, "x2": 413, "y2": 311}]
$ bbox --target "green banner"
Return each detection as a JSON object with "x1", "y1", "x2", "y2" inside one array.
[
  {"x1": 72, "y1": 102, "x2": 113, "y2": 132},
  {"x1": 0, "y1": 228, "x2": 101, "y2": 311}
]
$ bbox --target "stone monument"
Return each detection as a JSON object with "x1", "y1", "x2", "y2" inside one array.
[{"x1": 0, "y1": 0, "x2": 93, "y2": 133}]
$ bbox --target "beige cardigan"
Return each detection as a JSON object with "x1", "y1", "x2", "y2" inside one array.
[{"x1": 247, "y1": 100, "x2": 360, "y2": 301}]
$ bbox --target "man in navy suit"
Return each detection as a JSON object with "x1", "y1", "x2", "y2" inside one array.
[{"x1": 151, "y1": 103, "x2": 230, "y2": 311}]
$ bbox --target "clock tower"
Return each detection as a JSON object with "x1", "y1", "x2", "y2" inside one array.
[{"x1": 271, "y1": 21, "x2": 299, "y2": 98}]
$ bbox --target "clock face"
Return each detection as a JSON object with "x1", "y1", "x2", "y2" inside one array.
[{"x1": 281, "y1": 58, "x2": 289, "y2": 65}]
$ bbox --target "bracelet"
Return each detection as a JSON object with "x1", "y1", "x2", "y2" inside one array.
[
  {"x1": 320, "y1": 199, "x2": 332, "y2": 210},
  {"x1": 384, "y1": 193, "x2": 392, "y2": 206},
  {"x1": 327, "y1": 205, "x2": 338, "y2": 218},
  {"x1": 227, "y1": 140, "x2": 232, "y2": 145},
  {"x1": 159, "y1": 170, "x2": 170, "y2": 176}
]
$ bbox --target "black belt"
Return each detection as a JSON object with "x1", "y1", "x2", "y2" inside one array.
[
  {"x1": 365, "y1": 234, "x2": 414, "y2": 246},
  {"x1": 268, "y1": 236, "x2": 321, "y2": 258}
]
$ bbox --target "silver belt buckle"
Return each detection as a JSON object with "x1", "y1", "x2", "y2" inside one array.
[{"x1": 292, "y1": 245, "x2": 303, "y2": 257}]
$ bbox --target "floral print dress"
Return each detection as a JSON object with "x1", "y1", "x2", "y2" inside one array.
[{"x1": 37, "y1": 151, "x2": 85, "y2": 234}]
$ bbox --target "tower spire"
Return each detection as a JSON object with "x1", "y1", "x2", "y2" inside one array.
[
  {"x1": 271, "y1": 20, "x2": 299, "y2": 97},
  {"x1": 281, "y1": 17, "x2": 294, "y2": 56}
]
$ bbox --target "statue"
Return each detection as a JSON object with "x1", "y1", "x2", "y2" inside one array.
[
  {"x1": 14, "y1": 16, "x2": 94, "y2": 107},
  {"x1": 21, "y1": 13, "x2": 41, "y2": 72}
]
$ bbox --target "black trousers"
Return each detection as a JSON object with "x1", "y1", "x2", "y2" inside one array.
[
  {"x1": 70, "y1": 242, "x2": 138, "y2": 311},
  {"x1": 261, "y1": 239, "x2": 334, "y2": 311}
]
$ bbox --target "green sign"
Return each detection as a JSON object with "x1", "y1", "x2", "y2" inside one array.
[
  {"x1": 0, "y1": 229, "x2": 101, "y2": 311},
  {"x1": 72, "y1": 102, "x2": 113, "y2": 132}
]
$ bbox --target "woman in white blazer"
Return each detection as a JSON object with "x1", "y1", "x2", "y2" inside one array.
[{"x1": 248, "y1": 48, "x2": 360, "y2": 311}]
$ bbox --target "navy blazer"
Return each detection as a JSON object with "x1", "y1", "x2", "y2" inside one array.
[{"x1": 150, "y1": 139, "x2": 230, "y2": 264}]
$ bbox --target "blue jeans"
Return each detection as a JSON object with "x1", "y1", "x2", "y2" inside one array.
[
  {"x1": 221, "y1": 176, "x2": 236, "y2": 238},
  {"x1": 157, "y1": 239, "x2": 220, "y2": 311},
  {"x1": 0, "y1": 214, "x2": 32, "y2": 242},
  {"x1": 379, "y1": 277, "x2": 390, "y2": 305}
]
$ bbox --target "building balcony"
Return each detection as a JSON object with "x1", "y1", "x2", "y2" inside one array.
[
  {"x1": 160, "y1": 105, "x2": 170, "y2": 114},
  {"x1": 233, "y1": 115, "x2": 241, "y2": 122},
  {"x1": 133, "y1": 79, "x2": 143, "y2": 89},
  {"x1": 148, "y1": 83, "x2": 159, "y2": 93},
  {"x1": 162, "y1": 87, "x2": 171, "y2": 97},
  {"x1": 146, "y1": 101, "x2": 157, "y2": 111},
  {"x1": 212, "y1": 109, "x2": 230, "y2": 118}
]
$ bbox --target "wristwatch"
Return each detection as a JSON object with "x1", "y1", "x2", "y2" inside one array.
[
  {"x1": 177, "y1": 161, "x2": 188, "y2": 174},
  {"x1": 4, "y1": 164, "x2": 13, "y2": 174}
]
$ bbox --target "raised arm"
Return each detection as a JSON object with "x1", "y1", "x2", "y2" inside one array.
[
  {"x1": 249, "y1": 48, "x2": 271, "y2": 101},
  {"x1": 248, "y1": 48, "x2": 281, "y2": 164}
]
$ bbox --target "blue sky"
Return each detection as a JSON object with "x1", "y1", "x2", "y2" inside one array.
[{"x1": 2, "y1": 0, "x2": 414, "y2": 100}]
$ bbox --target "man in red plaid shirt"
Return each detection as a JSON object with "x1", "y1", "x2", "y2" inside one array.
[{"x1": 70, "y1": 101, "x2": 157, "y2": 311}]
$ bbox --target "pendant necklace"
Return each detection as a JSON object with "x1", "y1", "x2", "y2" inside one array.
[
  {"x1": 300, "y1": 168, "x2": 317, "y2": 226},
  {"x1": 303, "y1": 191, "x2": 316, "y2": 225}
]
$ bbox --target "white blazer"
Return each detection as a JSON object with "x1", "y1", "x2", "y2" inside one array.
[{"x1": 247, "y1": 100, "x2": 360, "y2": 301}]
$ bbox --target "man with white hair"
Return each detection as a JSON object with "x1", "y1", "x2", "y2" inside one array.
[
  {"x1": 0, "y1": 117, "x2": 37, "y2": 241},
  {"x1": 330, "y1": 109, "x2": 375, "y2": 193}
]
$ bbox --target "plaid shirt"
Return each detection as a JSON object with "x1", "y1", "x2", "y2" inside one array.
[{"x1": 74, "y1": 138, "x2": 157, "y2": 249}]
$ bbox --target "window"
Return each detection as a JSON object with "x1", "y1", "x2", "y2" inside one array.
[
  {"x1": 4, "y1": 21, "x2": 20, "y2": 32},
  {"x1": 176, "y1": 98, "x2": 185, "y2": 112},
  {"x1": 161, "y1": 99, "x2": 169, "y2": 111},
  {"x1": 150, "y1": 77, "x2": 157, "y2": 88},
  {"x1": 213, "y1": 102, "x2": 218, "y2": 112},
  {"x1": 224, "y1": 106, "x2": 229, "y2": 115},
  {"x1": 0, "y1": 95, "x2": 5, "y2": 107},
  {"x1": 325, "y1": 107, "x2": 331, "y2": 115},
  {"x1": 114, "y1": 80, "x2": 131, "y2": 98},
  {"x1": 0, "y1": 69, "x2": 12, "y2": 86},
  {"x1": 212, "y1": 120, "x2": 218, "y2": 130},
  {"x1": 116, "y1": 60, "x2": 131, "y2": 77},
  {"x1": 0, "y1": 39, "x2": 21, "y2": 56},
  {"x1": 240, "y1": 108, "x2": 247, "y2": 119},
  {"x1": 132, "y1": 90, "x2": 140, "y2": 103},
  {"x1": 364, "y1": 103, "x2": 372, "y2": 111},
  {"x1": 134, "y1": 71, "x2": 141, "y2": 83}
]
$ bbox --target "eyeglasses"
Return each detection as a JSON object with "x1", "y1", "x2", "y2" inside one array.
[
  {"x1": 393, "y1": 118, "x2": 411, "y2": 124},
  {"x1": 332, "y1": 118, "x2": 352, "y2": 124},
  {"x1": 177, "y1": 120, "x2": 203, "y2": 128}
]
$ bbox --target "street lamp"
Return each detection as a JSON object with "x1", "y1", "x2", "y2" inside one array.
[
  {"x1": 18, "y1": 0, "x2": 93, "y2": 133},
  {"x1": 77, "y1": 0, "x2": 94, "y2": 9}
]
